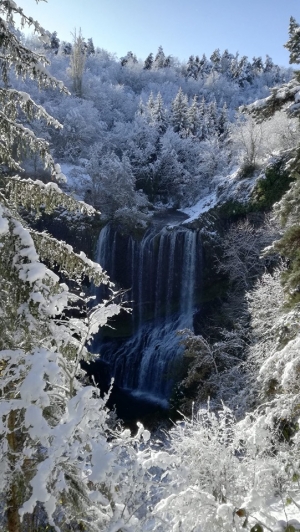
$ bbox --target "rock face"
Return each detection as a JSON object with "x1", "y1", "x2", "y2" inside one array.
[{"x1": 92, "y1": 213, "x2": 203, "y2": 405}]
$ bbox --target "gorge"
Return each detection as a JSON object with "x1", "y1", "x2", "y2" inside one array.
[{"x1": 91, "y1": 212, "x2": 203, "y2": 416}]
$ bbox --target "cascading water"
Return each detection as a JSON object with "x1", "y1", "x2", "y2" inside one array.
[{"x1": 92, "y1": 215, "x2": 202, "y2": 407}]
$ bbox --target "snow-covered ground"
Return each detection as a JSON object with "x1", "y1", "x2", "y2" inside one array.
[
  {"x1": 178, "y1": 166, "x2": 264, "y2": 224},
  {"x1": 179, "y1": 191, "x2": 218, "y2": 223}
]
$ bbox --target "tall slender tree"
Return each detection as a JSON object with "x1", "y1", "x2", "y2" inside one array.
[
  {"x1": 187, "y1": 95, "x2": 200, "y2": 137},
  {"x1": 70, "y1": 28, "x2": 86, "y2": 96},
  {"x1": 152, "y1": 92, "x2": 168, "y2": 133},
  {"x1": 284, "y1": 16, "x2": 300, "y2": 64},
  {"x1": 171, "y1": 88, "x2": 189, "y2": 135}
]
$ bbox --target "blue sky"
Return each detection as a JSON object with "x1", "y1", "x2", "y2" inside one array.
[{"x1": 19, "y1": 0, "x2": 300, "y2": 67}]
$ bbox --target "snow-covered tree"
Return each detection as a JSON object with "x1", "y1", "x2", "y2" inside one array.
[
  {"x1": 198, "y1": 96, "x2": 208, "y2": 140},
  {"x1": 86, "y1": 37, "x2": 95, "y2": 56},
  {"x1": 220, "y1": 49, "x2": 234, "y2": 74},
  {"x1": 86, "y1": 143, "x2": 139, "y2": 216},
  {"x1": 179, "y1": 328, "x2": 247, "y2": 409},
  {"x1": 186, "y1": 55, "x2": 198, "y2": 79},
  {"x1": 187, "y1": 95, "x2": 200, "y2": 137},
  {"x1": 70, "y1": 28, "x2": 86, "y2": 96},
  {"x1": 0, "y1": 3, "x2": 150, "y2": 531},
  {"x1": 284, "y1": 16, "x2": 300, "y2": 64},
  {"x1": 143, "y1": 52, "x2": 153, "y2": 70},
  {"x1": 54, "y1": 97, "x2": 104, "y2": 160},
  {"x1": 146, "y1": 91, "x2": 155, "y2": 121},
  {"x1": 120, "y1": 50, "x2": 138, "y2": 67},
  {"x1": 207, "y1": 99, "x2": 218, "y2": 136},
  {"x1": 217, "y1": 218, "x2": 277, "y2": 291},
  {"x1": 152, "y1": 92, "x2": 168, "y2": 132},
  {"x1": 0, "y1": 6, "x2": 67, "y2": 177},
  {"x1": 154, "y1": 45, "x2": 166, "y2": 68},
  {"x1": 230, "y1": 114, "x2": 265, "y2": 169},
  {"x1": 210, "y1": 48, "x2": 222, "y2": 72},
  {"x1": 218, "y1": 102, "x2": 229, "y2": 139},
  {"x1": 44, "y1": 30, "x2": 60, "y2": 55},
  {"x1": 61, "y1": 40, "x2": 72, "y2": 55},
  {"x1": 171, "y1": 87, "x2": 189, "y2": 136},
  {"x1": 198, "y1": 53, "x2": 211, "y2": 76}
]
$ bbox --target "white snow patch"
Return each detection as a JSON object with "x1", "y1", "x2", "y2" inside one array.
[{"x1": 179, "y1": 192, "x2": 217, "y2": 223}]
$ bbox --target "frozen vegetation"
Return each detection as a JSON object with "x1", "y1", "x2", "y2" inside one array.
[{"x1": 2, "y1": 2, "x2": 300, "y2": 531}]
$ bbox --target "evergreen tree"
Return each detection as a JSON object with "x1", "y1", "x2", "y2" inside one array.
[
  {"x1": 194, "y1": 55, "x2": 201, "y2": 76},
  {"x1": 207, "y1": 99, "x2": 218, "y2": 136},
  {"x1": 146, "y1": 91, "x2": 155, "y2": 122},
  {"x1": 264, "y1": 54, "x2": 274, "y2": 73},
  {"x1": 230, "y1": 52, "x2": 240, "y2": 80},
  {"x1": 252, "y1": 56, "x2": 263, "y2": 75},
  {"x1": 171, "y1": 88, "x2": 189, "y2": 136},
  {"x1": 44, "y1": 31, "x2": 60, "y2": 55},
  {"x1": 120, "y1": 50, "x2": 138, "y2": 66},
  {"x1": 136, "y1": 97, "x2": 146, "y2": 117},
  {"x1": 198, "y1": 96, "x2": 208, "y2": 140},
  {"x1": 210, "y1": 48, "x2": 221, "y2": 72},
  {"x1": 87, "y1": 37, "x2": 95, "y2": 55},
  {"x1": 186, "y1": 55, "x2": 198, "y2": 79},
  {"x1": 187, "y1": 95, "x2": 200, "y2": 137},
  {"x1": 154, "y1": 45, "x2": 166, "y2": 68},
  {"x1": 61, "y1": 41, "x2": 72, "y2": 55},
  {"x1": 220, "y1": 49, "x2": 233, "y2": 74},
  {"x1": 237, "y1": 55, "x2": 253, "y2": 86},
  {"x1": 164, "y1": 54, "x2": 172, "y2": 67},
  {"x1": 0, "y1": 7, "x2": 67, "y2": 174},
  {"x1": 144, "y1": 52, "x2": 153, "y2": 70},
  {"x1": 198, "y1": 53, "x2": 210, "y2": 76},
  {"x1": 86, "y1": 144, "x2": 137, "y2": 215},
  {"x1": 284, "y1": 16, "x2": 300, "y2": 64},
  {"x1": 218, "y1": 102, "x2": 229, "y2": 139},
  {"x1": 152, "y1": 92, "x2": 168, "y2": 133},
  {"x1": 0, "y1": 3, "x2": 148, "y2": 531}
]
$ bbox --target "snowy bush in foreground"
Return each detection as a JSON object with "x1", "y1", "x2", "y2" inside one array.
[
  {"x1": 0, "y1": 203, "x2": 154, "y2": 531},
  {"x1": 142, "y1": 404, "x2": 300, "y2": 532}
]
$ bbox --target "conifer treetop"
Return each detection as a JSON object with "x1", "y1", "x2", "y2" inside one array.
[{"x1": 0, "y1": 0, "x2": 69, "y2": 179}]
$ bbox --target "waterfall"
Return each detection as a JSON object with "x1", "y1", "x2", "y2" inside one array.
[{"x1": 93, "y1": 219, "x2": 202, "y2": 405}]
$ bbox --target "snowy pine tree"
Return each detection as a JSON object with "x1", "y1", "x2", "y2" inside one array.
[
  {"x1": 171, "y1": 87, "x2": 189, "y2": 136},
  {"x1": 284, "y1": 16, "x2": 300, "y2": 64},
  {"x1": 87, "y1": 37, "x2": 95, "y2": 55},
  {"x1": 187, "y1": 95, "x2": 200, "y2": 137},
  {"x1": 186, "y1": 55, "x2": 198, "y2": 79},
  {"x1": 154, "y1": 45, "x2": 166, "y2": 68},
  {"x1": 143, "y1": 52, "x2": 153, "y2": 70},
  {"x1": 152, "y1": 92, "x2": 168, "y2": 133},
  {"x1": 210, "y1": 48, "x2": 222, "y2": 72},
  {"x1": 0, "y1": 3, "x2": 150, "y2": 531}
]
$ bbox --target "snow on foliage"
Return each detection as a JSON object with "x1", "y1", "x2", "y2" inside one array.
[
  {"x1": 2, "y1": 1, "x2": 300, "y2": 531},
  {"x1": 0, "y1": 2, "x2": 151, "y2": 531},
  {"x1": 14, "y1": 16, "x2": 294, "y2": 211},
  {"x1": 146, "y1": 405, "x2": 300, "y2": 531}
]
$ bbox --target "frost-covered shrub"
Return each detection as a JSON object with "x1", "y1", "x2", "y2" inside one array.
[{"x1": 145, "y1": 405, "x2": 300, "y2": 532}]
